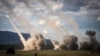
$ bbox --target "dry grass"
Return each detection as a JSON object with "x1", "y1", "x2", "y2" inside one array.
[{"x1": 0, "y1": 50, "x2": 100, "y2": 56}]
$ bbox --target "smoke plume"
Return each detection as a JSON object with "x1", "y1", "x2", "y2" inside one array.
[
  {"x1": 63, "y1": 35, "x2": 78, "y2": 50},
  {"x1": 7, "y1": 15, "x2": 27, "y2": 50},
  {"x1": 2, "y1": 0, "x2": 99, "y2": 51},
  {"x1": 79, "y1": 30, "x2": 98, "y2": 50}
]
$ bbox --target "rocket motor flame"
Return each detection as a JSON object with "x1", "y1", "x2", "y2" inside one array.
[{"x1": 43, "y1": 30, "x2": 48, "y2": 34}]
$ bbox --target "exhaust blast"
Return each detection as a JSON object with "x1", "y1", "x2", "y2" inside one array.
[
  {"x1": 6, "y1": 15, "x2": 27, "y2": 50},
  {"x1": 15, "y1": 16, "x2": 36, "y2": 38},
  {"x1": 63, "y1": 35, "x2": 78, "y2": 50},
  {"x1": 32, "y1": 0, "x2": 80, "y2": 39},
  {"x1": 79, "y1": 30, "x2": 98, "y2": 50}
]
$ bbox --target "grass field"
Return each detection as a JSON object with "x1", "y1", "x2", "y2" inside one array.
[{"x1": 0, "y1": 50, "x2": 100, "y2": 56}]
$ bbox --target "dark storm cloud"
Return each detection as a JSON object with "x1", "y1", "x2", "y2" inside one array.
[
  {"x1": 81, "y1": 0, "x2": 100, "y2": 6},
  {"x1": 62, "y1": 0, "x2": 100, "y2": 12},
  {"x1": 0, "y1": 0, "x2": 13, "y2": 10},
  {"x1": 81, "y1": 0, "x2": 100, "y2": 15},
  {"x1": 0, "y1": 0, "x2": 16, "y2": 16},
  {"x1": 62, "y1": 0, "x2": 84, "y2": 11},
  {"x1": 88, "y1": 5, "x2": 100, "y2": 10}
]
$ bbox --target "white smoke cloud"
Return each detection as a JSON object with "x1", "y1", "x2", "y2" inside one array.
[
  {"x1": 55, "y1": 12, "x2": 80, "y2": 37},
  {"x1": 39, "y1": 19, "x2": 45, "y2": 25},
  {"x1": 40, "y1": 0, "x2": 80, "y2": 38},
  {"x1": 13, "y1": 1, "x2": 38, "y2": 38},
  {"x1": 6, "y1": 15, "x2": 28, "y2": 50},
  {"x1": 29, "y1": 0, "x2": 80, "y2": 41},
  {"x1": 0, "y1": 0, "x2": 85, "y2": 50}
]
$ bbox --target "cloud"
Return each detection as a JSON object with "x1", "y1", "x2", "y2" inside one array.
[
  {"x1": 52, "y1": 2, "x2": 63, "y2": 11},
  {"x1": 97, "y1": 17, "x2": 100, "y2": 21},
  {"x1": 62, "y1": 0, "x2": 84, "y2": 11},
  {"x1": 80, "y1": 0, "x2": 100, "y2": 15},
  {"x1": 46, "y1": 0, "x2": 63, "y2": 11},
  {"x1": 64, "y1": 10, "x2": 88, "y2": 16},
  {"x1": 0, "y1": 0, "x2": 100, "y2": 43},
  {"x1": 60, "y1": 0, "x2": 100, "y2": 16}
]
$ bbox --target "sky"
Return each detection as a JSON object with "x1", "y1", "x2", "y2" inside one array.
[{"x1": 0, "y1": 0, "x2": 100, "y2": 42}]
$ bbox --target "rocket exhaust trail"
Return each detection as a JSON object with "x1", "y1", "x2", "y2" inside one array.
[
  {"x1": 13, "y1": 0, "x2": 37, "y2": 38},
  {"x1": 25, "y1": 0, "x2": 71, "y2": 37},
  {"x1": 1, "y1": 0, "x2": 35, "y2": 38},
  {"x1": 32, "y1": 0, "x2": 78, "y2": 36},
  {"x1": 56, "y1": 21, "x2": 70, "y2": 35},
  {"x1": 13, "y1": 0, "x2": 70, "y2": 37},
  {"x1": 7, "y1": 15, "x2": 26, "y2": 49},
  {"x1": 43, "y1": 30, "x2": 56, "y2": 47},
  {"x1": 15, "y1": 17, "x2": 36, "y2": 38},
  {"x1": 60, "y1": 25, "x2": 70, "y2": 35},
  {"x1": 1, "y1": 0, "x2": 27, "y2": 49},
  {"x1": 15, "y1": 0, "x2": 65, "y2": 38}
]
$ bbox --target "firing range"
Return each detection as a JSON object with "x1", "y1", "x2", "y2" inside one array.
[{"x1": 0, "y1": 0, "x2": 100, "y2": 51}]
